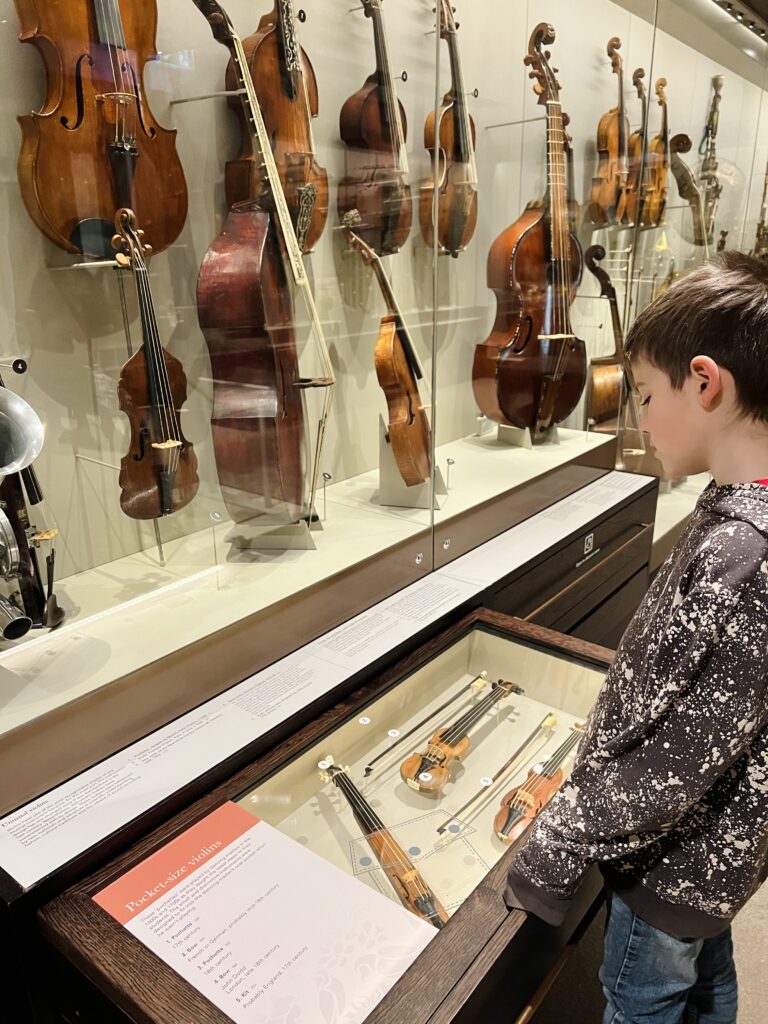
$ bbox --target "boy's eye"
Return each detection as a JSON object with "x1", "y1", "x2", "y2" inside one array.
[{"x1": 639, "y1": 396, "x2": 651, "y2": 407}]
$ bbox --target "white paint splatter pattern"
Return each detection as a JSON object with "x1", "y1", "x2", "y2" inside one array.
[{"x1": 509, "y1": 482, "x2": 768, "y2": 926}]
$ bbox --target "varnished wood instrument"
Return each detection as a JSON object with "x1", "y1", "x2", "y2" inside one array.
[
  {"x1": 419, "y1": 0, "x2": 478, "y2": 257},
  {"x1": 698, "y1": 75, "x2": 723, "y2": 247},
  {"x1": 338, "y1": 0, "x2": 412, "y2": 256},
  {"x1": 321, "y1": 760, "x2": 449, "y2": 929},
  {"x1": 494, "y1": 725, "x2": 583, "y2": 844},
  {"x1": 669, "y1": 133, "x2": 708, "y2": 249},
  {"x1": 400, "y1": 678, "x2": 522, "y2": 794},
  {"x1": 114, "y1": 209, "x2": 198, "y2": 520},
  {"x1": 343, "y1": 213, "x2": 430, "y2": 487},
  {"x1": 584, "y1": 245, "x2": 643, "y2": 470},
  {"x1": 472, "y1": 24, "x2": 586, "y2": 441},
  {"x1": 193, "y1": 0, "x2": 334, "y2": 524},
  {"x1": 588, "y1": 37, "x2": 629, "y2": 226},
  {"x1": 753, "y1": 159, "x2": 768, "y2": 258},
  {"x1": 616, "y1": 68, "x2": 647, "y2": 226},
  {"x1": 224, "y1": 0, "x2": 329, "y2": 254},
  {"x1": 639, "y1": 78, "x2": 670, "y2": 228},
  {"x1": 13, "y1": 0, "x2": 187, "y2": 258}
]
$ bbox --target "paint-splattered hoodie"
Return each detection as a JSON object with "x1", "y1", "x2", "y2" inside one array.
[{"x1": 505, "y1": 480, "x2": 768, "y2": 939}]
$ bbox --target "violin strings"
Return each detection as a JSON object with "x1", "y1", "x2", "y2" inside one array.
[
  {"x1": 374, "y1": 3, "x2": 405, "y2": 174},
  {"x1": 102, "y1": 0, "x2": 131, "y2": 146},
  {"x1": 503, "y1": 728, "x2": 582, "y2": 819},
  {"x1": 331, "y1": 769, "x2": 437, "y2": 914},
  {"x1": 414, "y1": 685, "x2": 512, "y2": 777}
]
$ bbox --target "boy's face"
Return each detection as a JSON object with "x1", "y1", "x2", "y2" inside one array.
[{"x1": 631, "y1": 356, "x2": 711, "y2": 478}]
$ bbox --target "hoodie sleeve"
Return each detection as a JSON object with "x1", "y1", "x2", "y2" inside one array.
[{"x1": 505, "y1": 524, "x2": 768, "y2": 926}]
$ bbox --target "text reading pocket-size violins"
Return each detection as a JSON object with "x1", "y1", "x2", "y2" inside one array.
[
  {"x1": 193, "y1": 0, "x2": 334, "y2": 526},
  {"x1": 400, "y1": 678, "x2": 522, "y2": 795},
  {"x1": 419, "y1": 0, "x2": 478, "y2": 257},
  {"x1": 321, "y1": 760, "x2": 449, "y2": 929},
  {"x1": 472, "y1": 24, "x2": 586, "y2": 441},
  {"x1": 494, "y1": 724, "x2": 583, "y2": 845},
  {"x1": 338, "y1": 0, "x2": 412, "y2": 256},
  {"x1": 344, "y1": 212, "x2": 431, "y2": 488},
  {"x1": 224, "y1": 0, "x2": 329, "y2": 254},
  {"x1": 588, "y1": 37, "x2": 629, "y2": 226},
  {"x1": 14, "y1": 0, "x2": 188, "y2": 258},
  {"x1": 114, "y1": 209, "x2": 198, "y2": 520}
]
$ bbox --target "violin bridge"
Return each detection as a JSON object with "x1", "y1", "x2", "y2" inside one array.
[{"x1": 151, "y1": 439, "x2": 182, "y2": 450}]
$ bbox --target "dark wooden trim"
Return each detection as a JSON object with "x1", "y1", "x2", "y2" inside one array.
[{"x1": 38, "y1": 610, "x2": 614, "y2": 1024}]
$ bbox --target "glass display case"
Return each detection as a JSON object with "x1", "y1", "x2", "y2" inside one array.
[
  {"x1": 0, "y1": 0, "x2": 765, "y2": 831},
  {"x1": 36, "y1": 610, "x2": 613, "y2": 1024}
]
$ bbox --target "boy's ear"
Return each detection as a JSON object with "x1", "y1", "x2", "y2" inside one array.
[{"x1": 689, "y1": 355, "x2": 723, "y2": 410}]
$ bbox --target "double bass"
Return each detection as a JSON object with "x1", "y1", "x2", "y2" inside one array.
[
  {"x1": 588, "y1": 37, "x2": 629, "y2": 226},
  {"x1": 494, "y1": 725, "x2": 583, "y2": 844},
  {"x1": 224, "y1": 0, "x2": 329, "y2": 254},
  {"x1": 344, "y1": 213, "x2": 430, "y2": 487},
  {"x1": 639, "y1": 78, "x2": 670, "y2": 228},
  {"x1": 114, "y1": 210, "x2": 198, "y2": 520},
  {"x1": 338, "y1": 0, "x2": 412, "y2": 256},
  {"x1": 321, "y1": 760, "x2": 449, "y2": 929},
  {"x1": 194, "y1": 0, "x2": 333, "y2": 526},
  {"x1": 419, "y1": 0, "x2": 478, "y2": 257},
  {"x1": 616, "y1": 68, "x2": 647, "y2": 226},
  {"x1": 472, "y1": 24, "x2": 586, "y2": 442},
  {"x1": 14, "y1": 0, "x2": 187, "y2": 258}
]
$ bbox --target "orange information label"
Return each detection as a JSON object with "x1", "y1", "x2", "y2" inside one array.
[{"x1": 94, "y1": 802, "x2": 259, "y2": 925}]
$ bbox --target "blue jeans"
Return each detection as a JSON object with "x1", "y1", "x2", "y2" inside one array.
[{"x1": 600, "y1": 893, "x2": 738, "y2": 1024}]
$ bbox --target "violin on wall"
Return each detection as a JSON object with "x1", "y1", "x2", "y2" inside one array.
[
  {"x1": 13, "y1": 0, "x2": 188, "y2": 258},
  {"x1": 588, "y1": 37, "x2": 629, "y2": 226},
  {"x1": 615, "y1": 67, "x2": 647, "y2": 226},
  {"x1": 639, "y1": 78, "x2": 670, "y2": 228},
  {"x1": 419, "y1": 0, "x2": 478, "y2": 257},
  {"x1": 224, "y1": 0, "x2": 329, "y2": 254},
  {"x1": 114, "y1": 209, "x2": 198, "y2": 520},
  {"x1": 344, "y1": 213, "x2": 431, "y2": 488},
  {"x1": 338, "y1": 0, "x2": 412, "y2": 256},
  {"x1": 472, "y1": 24, "x2": 586, "y2": 441}
]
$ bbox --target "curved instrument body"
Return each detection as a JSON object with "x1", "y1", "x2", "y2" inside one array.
[
  {"x1": 698, "y1": 75, "x2": 723, "y2": 245},
  {"x1": 14, "y1": 0, "x2": 187, "y2": 257},
  {"x1": 639, "y1": 78, "x2": 669, "y2": 228},
  {"x1": 472, "y1": 25, "x2": 586, "y2": 440},
  {"x1": 375, "y1": 317, "x2": 431, "y2": 486},
  {"x1": 472, "y1": 207, "x2": 586, "y2": 435},
  {"x1": 616, "y1": 67, "x2": 646, "y2": 226},
  {"x1": 669, "y1": 133, "x2": 707, "y2": 248},
  {"x1": 419, "y1": 0, "x2": 478, "y2": 257},
  {"x1": 225, "y1": 2, "x2": 328, "y2": 254},
  {"x1": 197, "y1": 203, "x2": 307, "y2": 524},
  {"x1": 588, "y1": 38, "x2": 629, "y2": 226},
  {"x1": 338, "y1": 0, "x2": 412, "y2": 256}
]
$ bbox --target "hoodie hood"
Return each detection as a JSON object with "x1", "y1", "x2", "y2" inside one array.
[{"x1": 696, "y1": 479, "x2": 768, "y2": 539}]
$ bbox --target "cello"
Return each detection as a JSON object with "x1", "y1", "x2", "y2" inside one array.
[
  {"x1": 616, "y1": 68, "x2": 647, "y2": 226},
  {"x1": 14, "y1": 0, "x2": 187, "y2": 258},
  {"x1": 320, "y1": 761, "x2": 449, "y2": 929},
  {"x1": 343, "y1": 213, "x2": 430, "y2": 487},
  {"x1": 419, "y1": 0, "x2": 478, "y2": 257},
  {"x1": 639, "y1": 78, "x2": 670, "y2": 228},
  {"x1": 194, "y1": 0, "x2": 334, "y2": 526},
  {"x1": 338, "y1": 0, "x2": 412, "y2": 256},
  {"x1": 472, "y1": 24, "x2": 586, "y2": 441},
  {"x1": 588, "y1": 37, "x2": 629, "y2": 226},
  {"x1": 494, "y1": 725, "x2": 583, "y2": 844},
  {"x1": 114, "y1": 209, "x2": 199, "y2": 520},
  {"x1": 224, "y1": 0, "x2": 329, "y2": 254}
]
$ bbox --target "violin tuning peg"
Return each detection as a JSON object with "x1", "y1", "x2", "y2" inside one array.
[
  {"x1": 115, "y1": 252, "x2": 130, "y2": 269},
  {"x1": 144, "y1": 244, "x2": 154, "y2": 257},
  {"x1": 544, "y1": 49, "x2": 551, "y2": 59}
]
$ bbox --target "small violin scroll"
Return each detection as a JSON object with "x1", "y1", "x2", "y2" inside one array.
[
  {"x1": 633, "y1": 66, "x2": 646, "y2": 99},
  {"x1": 524, "y1": 23, "x2": 560, "y2": 105},
  {"x1": 607, "y1": 36, "x2": 622, "y2": 73},
  {"x1": 191, "y1": 0, "x2": 237, "y2": 49},
  {"x1": 112, "y1": 208, "x2": 152, "y2": 269}
]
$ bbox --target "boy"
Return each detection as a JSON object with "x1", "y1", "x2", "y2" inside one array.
[{"x1": 505, "y1": 252, "x2": 768, "y2": 1024}]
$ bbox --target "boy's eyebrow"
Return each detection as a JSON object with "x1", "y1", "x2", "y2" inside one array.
[{"x1": 634, "y1": 379, "x2": 647, "y2": 387}]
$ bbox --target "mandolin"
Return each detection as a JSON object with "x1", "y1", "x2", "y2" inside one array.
[
  {"x1": 472, "y1": 24, "x2": 586, "y2": 441},
  {"x1": 588, "y1": 37, "x2": 629, "y2": 226},
  {"x1": 419, "y1": 0, "x2": 478, "y2": 257},
  {"x1": 494, "y1": 725, "x2": 583, "y2": 844},
  {"x1": 338, "y1": 0, "x2": 412, "y2": 256},
  {"x1": 114, "y1": 209, "x2": 198, "y2": 520},
  {"x1": 400, "y1": 678, "x2": 521, "y2": 794},
  {"x1": 344, "y1": 213, "x2": 430, "y2": 488},
  {"x1": 14, "y1": 0, "x2": 187, "y2": 258},
  {"x1": 224, "y1": 0, "x2": 329, "y2": 254},
  {"x1": 193, "y1": 0, "x2": 334, "y2": 525},
  {"x1": 321, "y1": 760, "x2": 449, "y2": 929}
]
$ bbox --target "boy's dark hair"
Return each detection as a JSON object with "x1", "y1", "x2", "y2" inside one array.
[{"x1": 624, "y1": 251, "x2": 768, "y2": 422}]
